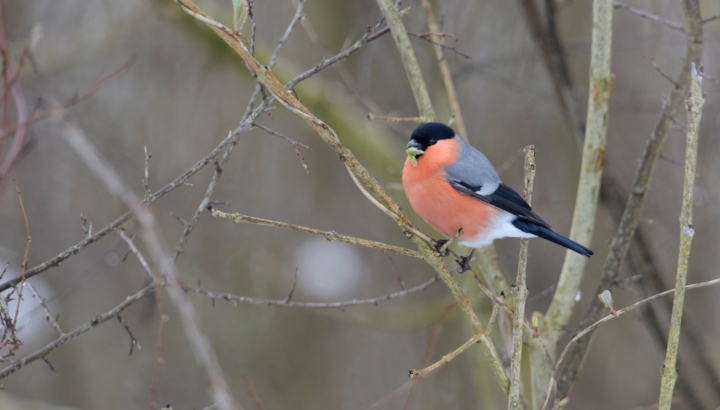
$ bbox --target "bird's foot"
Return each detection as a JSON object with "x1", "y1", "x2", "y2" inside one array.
[
  {"x1": 433, "y1": 239, "x2": 450, "y2": 257},
  {"x1": 456, "y1": 248, "x2": 476, "y2": 274}
]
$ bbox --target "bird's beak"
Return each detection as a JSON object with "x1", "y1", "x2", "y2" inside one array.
[{"x1": 406, "y1": 140, "x2": 424, "y2": 167}]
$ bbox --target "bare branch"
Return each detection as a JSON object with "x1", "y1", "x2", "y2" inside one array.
[
  {"x1": 208, "y1": 207, "x2": 422, "y2": 259},
  {"x1": 374, "y1": 0, "x2": 436, "y2": 122},
  {"x1": 658, "y1": 64, "x2": 704, "y2": 409},
  {"x1": 0, "y1": 56, "x2": 135, "y2": 141},
  {"x1": 420, "y1": 0, "x2": 468, "y2": 137},
  {"x1": 268, "y1": 0, "x2": 306, "y2": 69},
  {"x1": 26, "y1": 282, "x2": 63, "y2": 337},
  {"x1": 186, "y1": 276, "x2": 440, "y2": 310},
  {"x1": 366, "y1": 114, "x2": 425, "y2": 123},
  {"x1": 508, "y1": 146, "x2": 535, "y2": 409},
  {"x1": 542, "y1": 275, "x2": 720, "y2": 409},
  {"x1": 410, "y1": 333, "x2": 481, "y2": 378},
  {"x1": 613, "y1": 1, "x2": 684, "y2": 32},
  {"x1": 0, "y1": 285, "x2": 155, "y2": 380}
]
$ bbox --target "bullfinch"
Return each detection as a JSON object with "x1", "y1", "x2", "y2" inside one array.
[{"x1": 402, "y1": 122, "x2": 593, "y2": 258}]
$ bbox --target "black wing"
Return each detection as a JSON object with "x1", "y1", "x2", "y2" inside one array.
[{"x1": 448, "y1": 180, "x2": 551, "y2": 229}]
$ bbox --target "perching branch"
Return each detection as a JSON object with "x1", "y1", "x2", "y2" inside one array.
[
  {"x1": 554, "y1": 0, "x2": 703, "y2": 399},
  {"x1": 208, "y1": 208, "x2": 422, "y2": 259},
  {"x1": 658, "y1": 64, "x2": 704, "y2": 410},
  {"x1": 508, "y1": 146, "x2": 535, "y2": 409}
]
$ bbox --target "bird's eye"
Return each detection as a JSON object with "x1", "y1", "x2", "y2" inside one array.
[{"x1": 428, "y1": 139, "x2": 436, "y2": 145}]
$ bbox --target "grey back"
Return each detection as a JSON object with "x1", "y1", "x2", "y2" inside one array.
[{"x1": 444, "y1": 136, "x2": 501, "y2": 195}]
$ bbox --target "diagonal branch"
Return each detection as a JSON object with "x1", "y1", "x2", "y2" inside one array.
[{"x1": 208, "y1": 208, "x2": 422, "y2": 258}]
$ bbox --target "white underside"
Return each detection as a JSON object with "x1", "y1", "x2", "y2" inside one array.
[{"x1": 458, "y1": 211, "x2": 535, "y2": 249}]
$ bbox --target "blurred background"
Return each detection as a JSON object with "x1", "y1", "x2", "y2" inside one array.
[{"x1": 1, "y1": 0, "x2": 719, "y2": 409}]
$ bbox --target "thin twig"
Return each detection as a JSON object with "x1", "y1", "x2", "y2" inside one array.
[
  {"x1": 241, "y1": 373, "x2": 267, "y2": 410},
  {"x1": 658, "y1": 64, "x2": 703, "y2": 410},
  {"x1": 144, "y1": 147, "x2": 151, "y2": 196},
  {"x1": 508, "y1": 146, "x2": 535, "y2": 409},
  {"x1": 0, "y1": 56, "x2": 135, "y2": 141},
  {"x1": 406, "y1": 31, "x2": 471, "y2": 59},
  {"x1": 366, "y1": 114, "x2": 425, "y2": 123},
  {"x1": 613, "y1": 1, "x2": 684, "y2": 32},
  {"x1": 381, "y1": 251, "x2": 405, "y2": 290},
  {"x1": 26, "y1": 282, "x2": 63, "y2": 337},
  {"x1": 208, "y1": 207, "x2": 422, "y2": 259},
  {"x1": 420, "y1": 0, "x2": 467, "y2": 137},
  {"x1": 252, "y1": 122, "x2": 309, "y2": 173},
  {"x1": 117, "y1": 314, "x2": 141, "y2": 356},
  {"x1": 12, "y1": 180, "x2": 30, "y2": 328},
  {"x1": 0, "y1": 284, "x2": 155, "y2": 380},
  {"x1": 410, "y1": 333, "x2": 482, "y2": 378},
  {"x1": 268, "y1": 0, "x2": 306, "y2": 69},
  {"x1": 542, "y1": 275, "x2": 720, "y2": 410},
  {"x1": 185, "y1": 276, "x2": 440, "y2": 310}
]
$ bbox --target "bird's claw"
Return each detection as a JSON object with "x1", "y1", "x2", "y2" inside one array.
[
  {"x1": 455, "y1": 249, "x2": 475, "y2": 274},
  {"x1": 433, "y1": 239, "x2": 450, "y2": 257}
]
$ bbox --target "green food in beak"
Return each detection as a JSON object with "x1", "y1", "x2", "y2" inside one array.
[{"x1": 406, "y1": 147, "x2": 424, "y2": 167}]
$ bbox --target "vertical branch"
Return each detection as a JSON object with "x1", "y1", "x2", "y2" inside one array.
[
  {"x1": 419, "y1": 0, "x2": 466, "y2": 138},
  {"x1": 12, "y1": 180, "x2": 30, "y2": 327},
  {"x1": 531, "y1": 0, "x2": 613, "y2": 404},
  {"x1": 508, "y1": 146, "x2": 535, "y2": 409},
  {"x1": 419, "y1": 0, "x2": 513, "y2": 360},
  {"x1": 555, "y1": 0, "x2": 703, "y2": 399},
  {"x1": 658, "y1": 64, "x2": 703, "y2": 409},
  {"x1": 374, "y1": 0, "x2": 436, "y2": 122}
]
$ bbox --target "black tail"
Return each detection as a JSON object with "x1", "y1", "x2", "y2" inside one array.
[{"x1": 512, "y1": 219, "x2": 594, "y2": 257}]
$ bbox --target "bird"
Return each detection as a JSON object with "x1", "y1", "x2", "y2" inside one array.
[{"x1": 402, "y1": 122, "x2": 593, "y2": 261}]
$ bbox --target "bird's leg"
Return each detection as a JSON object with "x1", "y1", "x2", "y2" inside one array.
[{"x1": 456, "y1": 248, "x2": 476, "y2": 274}]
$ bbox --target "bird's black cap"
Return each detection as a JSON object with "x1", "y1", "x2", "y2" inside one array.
[{"x1": 410, "y1": 122, "x2": 456, "y2": 149}]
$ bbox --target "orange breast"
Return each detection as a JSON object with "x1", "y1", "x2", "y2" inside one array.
[{"x1": 402, "y1": 139, "x2": 498, "y2": 241}]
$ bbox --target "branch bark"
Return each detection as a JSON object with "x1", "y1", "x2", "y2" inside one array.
[
  {"x1": 658, "y1": 64, "x2": 703, "y2": 410},
  {"x1": 374, "y1": 0, "x2": 436, "y2": 122},
  {"x1": 508, "y1": 146, "x2": 535, "y2": 409},
  {"x1": 530, "y1": 0, "x2": 613, "y2": 405}
]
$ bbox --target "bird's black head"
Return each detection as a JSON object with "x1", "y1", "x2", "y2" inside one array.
[
  {"x1": 409, "y1": 122, "x2": 456, "y2": 150},
  {"x1": 405, "y1": 123, "x2": 456, "y2": 167}
]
